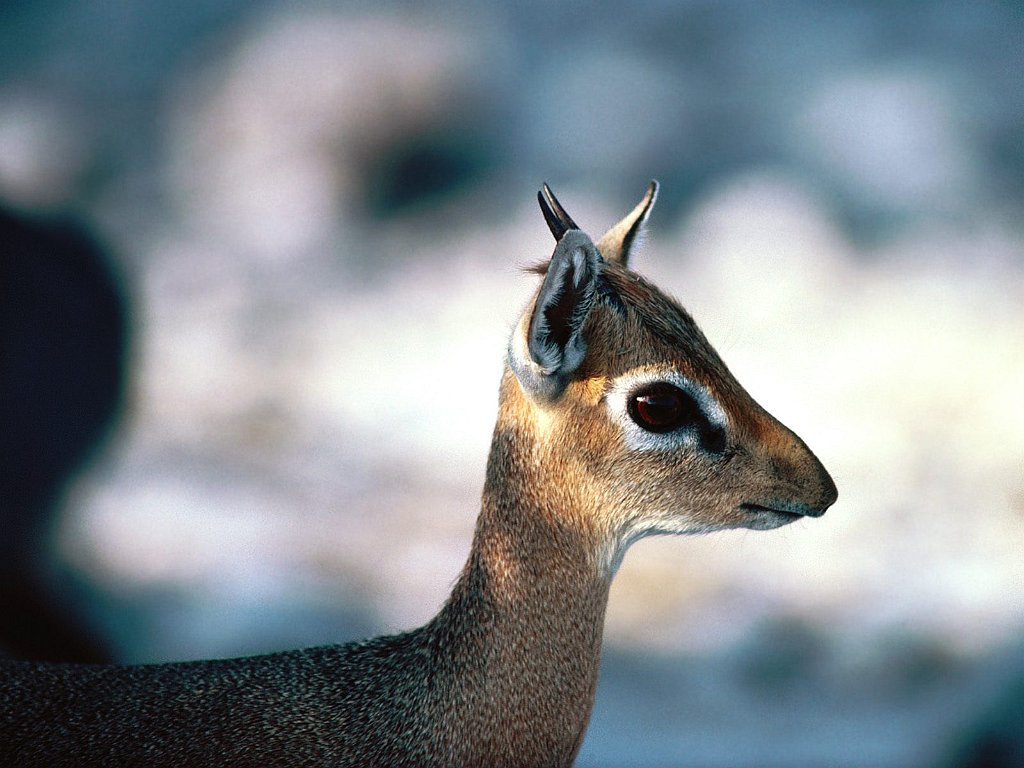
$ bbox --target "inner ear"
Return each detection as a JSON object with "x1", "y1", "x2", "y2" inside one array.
[{"x1": 520, "y1": 230, "x2": 600, "y2": 399}]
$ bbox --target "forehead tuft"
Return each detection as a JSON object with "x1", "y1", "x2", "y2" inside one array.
[{"x1": 598, "y1": 260, "x2": 709, "y2": 353}]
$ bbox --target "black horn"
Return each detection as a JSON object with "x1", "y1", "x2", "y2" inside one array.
[{"x1": 537, "y1": 183, "x2": 579, "y2": 241}]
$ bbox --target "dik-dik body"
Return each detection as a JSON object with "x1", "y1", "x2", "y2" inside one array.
[{"x1": 0, "y1": 182, "x2": 837, "y2": 767}]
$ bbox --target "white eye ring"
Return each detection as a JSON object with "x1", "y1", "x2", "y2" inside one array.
[{"x1": 605, "y1": 369, "x2": 727, "y2": 452}]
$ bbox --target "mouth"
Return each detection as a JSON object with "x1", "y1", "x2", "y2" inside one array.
[{"x1": 739, "y1": 503, "x2": 809, "y2": 530}]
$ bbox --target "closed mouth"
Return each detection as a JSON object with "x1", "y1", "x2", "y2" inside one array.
[
  {"x1": 740, "y1": 503, "x2": 806, "y2": 521},
  {"x1": 741, "y1": 505, "x2": 811, "y2": 528}
]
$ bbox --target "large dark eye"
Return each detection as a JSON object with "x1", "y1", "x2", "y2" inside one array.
[
  {"x1": 628, "y1": 383, "x2": 698, "y2": 433},
  {"x1": 627, "y1": 382, "x2": 729, "y2": 453}
]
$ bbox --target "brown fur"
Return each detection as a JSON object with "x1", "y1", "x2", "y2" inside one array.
[{"x1": 0, "y1": 184, "x2": 836, "y2": 767}]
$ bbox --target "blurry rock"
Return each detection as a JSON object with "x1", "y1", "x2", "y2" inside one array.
[{"x1": 166, "y1": 10, "x2": 499, "y2": 267}]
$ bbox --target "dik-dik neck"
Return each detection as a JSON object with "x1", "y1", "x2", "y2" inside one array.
[{"x1": 426, "y1": 387, "x2": 612, "y2": 766}]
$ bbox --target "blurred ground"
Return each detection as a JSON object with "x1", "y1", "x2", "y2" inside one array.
[{"x1": 1, "y1": 1, "x2": 1022, "y2": 765}]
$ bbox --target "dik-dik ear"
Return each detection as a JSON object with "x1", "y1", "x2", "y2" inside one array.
[
  {"x1": 595, "y1": 180, "x2": 659, "y2": 266},
  {"x1": 509, "y1": 194, "x2": 600, "y2": 402}
]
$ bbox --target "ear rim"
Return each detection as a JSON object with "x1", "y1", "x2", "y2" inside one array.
[
  {"x1": 509, "y1": 229, "x2": 600, "y2": 401},
  {"x1": 595, "y1": 180, "x2": 659, "y2": 266}
]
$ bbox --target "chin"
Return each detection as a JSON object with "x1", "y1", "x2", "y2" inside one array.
[{"x1": 739, "y1": 508, "x2": 806, "y2": 531}]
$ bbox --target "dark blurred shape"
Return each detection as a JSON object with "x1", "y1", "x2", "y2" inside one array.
[
  {"x1": 941, "y1": 670, "x2": 1024, "y2": 768},
  {"x1": 361, "y1": 129, "x2": 493, "y2": 219},
  {"x1": 0, "y1": 204, "x2": 129, "y2": 663},
  {"x1": 733, "y1": 615, "x2": 828, "y2": 691}
]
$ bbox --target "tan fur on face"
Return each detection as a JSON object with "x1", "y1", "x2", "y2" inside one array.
[{"x1": 507, "y1": 255, "x2": 837, "y2": 571}]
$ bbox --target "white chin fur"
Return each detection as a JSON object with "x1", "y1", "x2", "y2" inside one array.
[{"x1": 599, "y1": 516, "x2": 715, "y2": 578}]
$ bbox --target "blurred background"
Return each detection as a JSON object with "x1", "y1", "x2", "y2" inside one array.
[{"x1": 1, "y1": 0, "x2": 1022, "y2": 765}]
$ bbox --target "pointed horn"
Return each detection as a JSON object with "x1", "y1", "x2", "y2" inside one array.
[
  {"x1": 596, "y1": 180, "x2": 659, "y2": 266},
  {"x1": 538, "y1": 183, "x2": 579, "y2": 241}
]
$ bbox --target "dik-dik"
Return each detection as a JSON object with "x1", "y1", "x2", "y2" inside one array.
[{"x1": 0, "y1": 182, "x2": 837, "y2": 767}]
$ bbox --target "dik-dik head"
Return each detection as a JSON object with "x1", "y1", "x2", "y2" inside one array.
[{"x1": 505, "y1": 182, "x2": 837, "y2": 569}]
